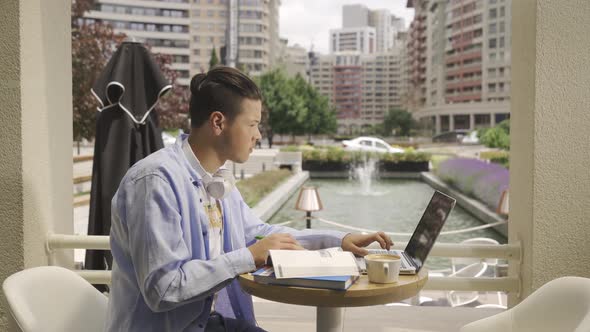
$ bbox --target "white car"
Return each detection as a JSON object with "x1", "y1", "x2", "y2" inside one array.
[
  {"x1": 341, "y1": 136, "x2": 404, "y2": 154},
  {"x1": 461, "y1": 131, "x2": 480, "y2": 144}
]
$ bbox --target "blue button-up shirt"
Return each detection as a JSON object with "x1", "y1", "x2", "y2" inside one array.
[{"x1": 105, "y1": 135, "x2": 347, "y2": 331}]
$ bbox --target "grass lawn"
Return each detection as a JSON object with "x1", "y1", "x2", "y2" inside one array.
[{"x1": 236, "y1": 169, "x2": 292, "y2": 207}]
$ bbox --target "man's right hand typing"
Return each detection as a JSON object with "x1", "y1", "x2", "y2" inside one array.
[{"x1": 247, "y1": 233, "x2": 305, "y2": 268}]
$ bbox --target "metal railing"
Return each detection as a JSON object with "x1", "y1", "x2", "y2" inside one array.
[{"x1": 46, "y1": 234, "x2": 521, "y2": 293}]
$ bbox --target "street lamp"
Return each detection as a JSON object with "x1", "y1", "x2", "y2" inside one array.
[{"x1": 295, "y1": 186, "x2": 323, "y2": 229}]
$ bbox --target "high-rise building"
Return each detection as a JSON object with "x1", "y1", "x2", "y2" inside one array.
[
  {"x1": 405, "y1": 0, "x2": 511, "y2": 135},
  {"x1": 329, "y1": 27, "x2": 376, "y2": 54},
  {"x1": 85, "y1": 0, "x2": 281, "y2": 84},
  {"x1": 85, "y1": 1, "x2": 192, "y2": 85},
  {"x1": 342, "y1": 4, "x2": 369, "y2": 28},
  {"x1": 310, "y1": 51, "x2": 406, "y2": 134},
  {"x1": 341, "y1": 4, "x2": 404, "y2": 54}
]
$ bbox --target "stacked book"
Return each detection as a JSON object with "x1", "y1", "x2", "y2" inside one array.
[{"x1": 251, "y1": 248, "x2": 360, "y2": 291}]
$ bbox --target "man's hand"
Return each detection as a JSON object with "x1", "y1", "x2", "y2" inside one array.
[
  {"x1": 248, "y1": 233, "x2": 305, "y2": 268},
  {"x1": 341, "y1": 232, "x2": 394, "y2": 256}
]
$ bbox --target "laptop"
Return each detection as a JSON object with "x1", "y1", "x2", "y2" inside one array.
[{"x1": 358, "y1": 190, "x2": 456, "y2": 275}]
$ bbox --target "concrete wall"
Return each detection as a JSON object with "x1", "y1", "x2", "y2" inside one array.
[
  {"x1": 0, "y1": 0, "x2": 73, "y2": 329},
  {"x1": 509, "y1": 0, "x2": 590, "y2": 304}
]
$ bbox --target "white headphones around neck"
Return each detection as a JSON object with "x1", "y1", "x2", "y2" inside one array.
[{"x1": 200, "y1": 168, "x2": 235, "y2": 200}]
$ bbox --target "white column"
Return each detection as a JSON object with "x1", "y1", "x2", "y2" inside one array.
[
  {"x1": 449, "y1": 114, "x2": 455, "y2": 131},
  {"x1": 510, "y1": 0, "x2": 590, "y2": 306},
  {"x1": 469, "y1": 114, "x2": 475, "y2": 131},
  {"x1": 435, "y1": 115, "x2": 442, "y2": 135},
  {"x1": 0, "y1": 0, "x2": 73, "y2": 329}
]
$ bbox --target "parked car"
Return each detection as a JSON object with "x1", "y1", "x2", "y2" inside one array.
[
  {"x1": 342, "y1": 136, "x2": 405, "y2": 154},
  {"x1": 161, "y1": 132, "x2": 177, "y2": 146},
  {"x1": 432, "y1": 130, "x2": 470, "y2": 143},
  {"x1": 461, "y1": 131, "x2": 480, "y2": 144}
]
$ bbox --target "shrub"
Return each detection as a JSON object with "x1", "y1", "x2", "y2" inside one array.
[{"x1": 436, "y1": 158, "x2": 509, "y2": 210}]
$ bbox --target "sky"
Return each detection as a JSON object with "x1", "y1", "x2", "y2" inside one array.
[{"x1": 279, "y1": 0, "x2": 415, "y2": 54}]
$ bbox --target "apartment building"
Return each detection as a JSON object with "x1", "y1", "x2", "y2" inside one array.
[
  {"x1": 310, "y1": 51, "x2": 406, "y2": 134},
  {"x1": 86, "y1": 0, "x2": 281, "y2": 84},
  {"x1": 329, "y1": 27, "x2": 377, "y2": 55},
  {"x1": 85, "y1": 0, "x2": 192, "y2": 85},
  {"x1": 406, "y1": 0, "x2": 512, "y2": 134}
]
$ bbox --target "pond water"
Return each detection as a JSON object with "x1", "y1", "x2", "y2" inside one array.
[{"x1": 268, "y1": 178, "x2": 507, "y2": 270}]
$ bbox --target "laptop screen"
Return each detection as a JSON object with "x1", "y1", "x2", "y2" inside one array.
[{"x1": 404, "y1": 191, "x2": 456, "y2": 271}]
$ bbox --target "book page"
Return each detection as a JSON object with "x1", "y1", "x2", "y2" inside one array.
[{"x1": 270, "y1": 250, "x2": 359, "y2": 278}]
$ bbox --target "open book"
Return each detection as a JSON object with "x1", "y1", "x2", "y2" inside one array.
[{"x1": 268, "y1": 248, "x2": 360, "y2": 279}]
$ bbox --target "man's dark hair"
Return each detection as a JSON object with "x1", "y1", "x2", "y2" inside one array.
[{"x1": 189, "y1": 66, "x2": 262, "y2": 128}]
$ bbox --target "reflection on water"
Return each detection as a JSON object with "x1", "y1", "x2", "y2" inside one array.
[{"x1": 267, "y1": 179, "x2": 507, "y2": 270}]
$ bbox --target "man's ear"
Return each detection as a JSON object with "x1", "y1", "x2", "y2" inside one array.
[{"x1": 210, "y1": 111, "x2": 225, "y2": 134}]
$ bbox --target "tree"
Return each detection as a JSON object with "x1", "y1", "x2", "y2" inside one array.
[
  {"x1": 382, "y1": 108, "x2": 416, "y2": 137},
  {"x1": 72, "y1": 0, "x2": 125, "y2": 141},
  {"x1": 256, "y1": 69, "x2": 306, "y2": 145},
  {"x1": 480, "y1": 119, "x2": 510, "y2": 150},
  {"x1": 152, "y1": 53, "x2": 190, "y2": 130},
  {"x1": 209, "y1": 48, "x2": 219, "y2": 70},
  {"x1": 291, "y1": 74, "x2": 337, "y2": 141}
]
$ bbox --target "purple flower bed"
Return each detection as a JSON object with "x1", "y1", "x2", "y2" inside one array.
[{"x1": 436, "y1": 158, "x2": 509, "y2": 210}]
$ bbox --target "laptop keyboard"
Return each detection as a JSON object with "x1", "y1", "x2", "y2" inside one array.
[{"x1": 367, "y1": 249, "x2": 415, "y2": 270}]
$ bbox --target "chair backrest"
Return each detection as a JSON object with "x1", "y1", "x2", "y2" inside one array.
[
  {"x1": 452, "y1": 238, "x2": 500, "y2": 273},
  {"x1": 2, "y1": 266, "x2": 108, "y2": 332},
  {"x1": 447, "y1": 262, "x2": 488, "y2": 307},
  {"x1": 461, "y1": 276, "x2": 590, "y2": 332}
]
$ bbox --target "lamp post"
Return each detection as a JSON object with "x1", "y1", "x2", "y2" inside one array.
[{"x1": 295, "y1": 186, "x2": 323, "y2": 229}]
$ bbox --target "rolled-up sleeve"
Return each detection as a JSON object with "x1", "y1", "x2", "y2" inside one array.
[{"x1": 121, "y1": 174, "x2": 256, "y2": 313}]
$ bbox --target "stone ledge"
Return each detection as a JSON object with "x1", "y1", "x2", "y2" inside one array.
[{"x1": 421, "y1": 172, "x2": 508, "y2": 237}]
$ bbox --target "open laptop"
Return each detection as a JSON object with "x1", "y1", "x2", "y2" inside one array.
[{"x1": 358, "y1": 190, "x2": 456, "y2": 275}]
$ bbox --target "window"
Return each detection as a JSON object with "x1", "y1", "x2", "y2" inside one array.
[
  {"x1": 192, "y1": 22, "x2": 200, "y2": 30},
  {"x1": 489, "y1": 38, "x2": 497, "y2": 48},
  {"x1": 192, "y1": 9, "x2": 200, "y2": 16},
  {"x1": 489, "y1": 8, "x2": 497, "y2": 19},
  {"x1": 360, "y1": 140, "x2": 372, "y2": 147},
  {"x1": 208, "y1": 23, "x2": 214, "y2": 31},
  {"x1": 489, "y1": 23, "x2": 497, "y2": 33},
  {"x1": 207, "y1": 36, "x2": 214, "y2": 43},
  {"x1": 207, "y1": 10, "x2": 214, "y2": 17},
  {"x1": 499, "y1": 21, "x2": 505, "y2": 33},
  {"x1": 193, "y1": 36, "x2": 200, "y2": 42},
  {"x1": 146, "y1": 24, "x2": 156, "y2": 32},
  {"x1": 193, "y1": 49, "x2": 200, "y2": 55},
  {"x1": 499, "y1": 36, "x2": 505, "y2": 48},
  {"x1": 500, "y1": 6, "x2": 505, "y2": 17}
]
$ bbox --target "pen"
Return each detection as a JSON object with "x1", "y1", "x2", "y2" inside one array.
[{"x1": 255, "y1": 235, "x2": 265, "y2": 240}]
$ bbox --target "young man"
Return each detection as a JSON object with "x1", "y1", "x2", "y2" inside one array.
[{"x1": 105, "y1": 66, "x2": 393, "y2": 331}]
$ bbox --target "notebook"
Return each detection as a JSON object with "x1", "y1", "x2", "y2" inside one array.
[
  {"x1": 357, "y1": 190, "x2": 456, "y2": 275},
  {"x1": 252, "y1": 266, "x2": 359, "y2": 290}
]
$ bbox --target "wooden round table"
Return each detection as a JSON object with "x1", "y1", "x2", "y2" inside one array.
[{"x1": 239, "y1": 269, "x2": 428, "y2": 332}]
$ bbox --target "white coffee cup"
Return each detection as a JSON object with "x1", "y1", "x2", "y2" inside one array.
[{"x1": 365, "y1": 254, "x2": 401, "y2": 284}]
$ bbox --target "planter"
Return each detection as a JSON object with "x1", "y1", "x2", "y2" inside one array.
[
  {"x1": 379, "y1": 161, "x2": 429, "y2": 172},
  {"x1": 302, "y1": 160, "x2": 349, "y2": 172}
]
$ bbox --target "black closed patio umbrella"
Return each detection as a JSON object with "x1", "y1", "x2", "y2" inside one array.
[{"x1": 85, "y1": 41, "x2": 172, "y2": 276}]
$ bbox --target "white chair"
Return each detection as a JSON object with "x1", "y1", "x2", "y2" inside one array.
[
  {"x1": 453, "y1": 238, "x2": 504, "y2": 306},
  {"x1": 2, "y1": 266, "x2": 108, "y2": 332},
  {"x1": 447, "y1": 262, "x2": 488, "y2": 307},
  {"x1": 461, "y1": 276, "x2": 590, "y2": 332},
  {"x1": 452, "y1": 237, "x2": 500, "y2": 274}
]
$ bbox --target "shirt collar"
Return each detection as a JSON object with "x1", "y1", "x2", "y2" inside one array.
[{"x1": 181, "y1": 136, "x2": 212, "y2": 180}]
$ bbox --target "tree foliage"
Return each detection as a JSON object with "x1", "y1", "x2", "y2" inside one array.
[
  {"x1": 382, "y1": 108, "x2": 416, "y2": 137},
  {"x1": 209, "y1": 48, "x2": 220, "y2": 69},
  {"x1": 256, "y1": 69, "x2": 336, "y2": 143},
  {"x1": 479, "y1": 119, "x2": 510, "y2": 150}
]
